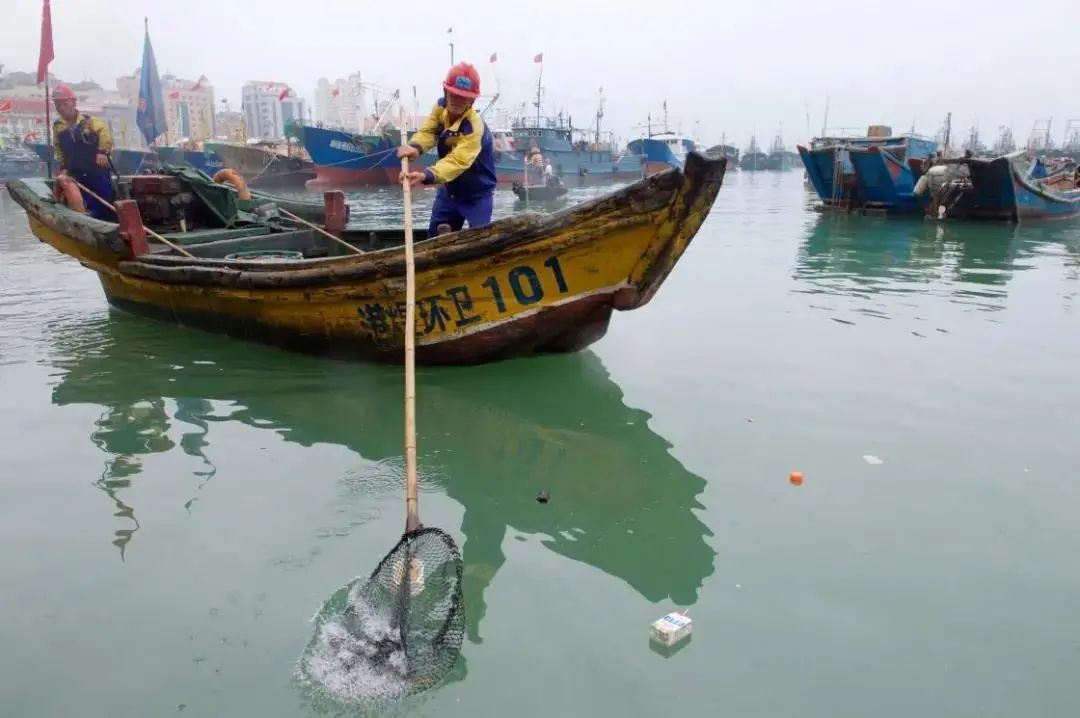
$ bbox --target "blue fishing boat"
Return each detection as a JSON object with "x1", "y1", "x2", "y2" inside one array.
[
  {"x1": 922, "y1": 151, "x2": 1080, "y2": 221},
  {"x1": 504, "y1": 115, "x2": 643, "y2": 184},
  {"x1": 30, "y1": 142, "x2": 160, "y2": 175},
  {"x1": 626, "y1": 132, "x2": 695, "y2": 175},
  {"x1": 1010, "y1": 153, "x2": 1080, "y2": 219},
  {"x1": 297, "y1": 124, "x2": 401, "y2": 186},
  {"x1": 798, "y1": 126, "x2": 937, "y2": 213}
]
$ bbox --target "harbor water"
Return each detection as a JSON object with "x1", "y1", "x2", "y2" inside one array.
[{"x1": 2, "y1": 171, "x2": 1079, "y2": 716}]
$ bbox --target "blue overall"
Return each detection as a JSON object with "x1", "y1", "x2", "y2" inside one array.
[
  {"x1": 55, "y1": 115, "x2": 114, "y2": 220},
  {"x1": 428, "y1": 189, "x2": 494, "y2": 236},
  {"x1": 409, "y1": 99, "x2": 497, "y2": 236}
]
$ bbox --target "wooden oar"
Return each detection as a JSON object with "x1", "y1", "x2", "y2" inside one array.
[
  {"x1": 277, "y1": 207, "x2": 363, "y2": 255},
  {"x1": 72, "y1": 179, "x2": 195, "y2": 258}
]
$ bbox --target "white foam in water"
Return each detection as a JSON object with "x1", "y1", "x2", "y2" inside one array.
[{"x1": 300, "y1": 584, "x2": 411, "y2": 703}]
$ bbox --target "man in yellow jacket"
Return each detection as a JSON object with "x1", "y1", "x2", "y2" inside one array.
[
  {"x1": 51, "y1": 83, "x2": 115, "y2": 220},
  {"x1": 397, "y1": 63, "x2": 497, "y2": 236}
]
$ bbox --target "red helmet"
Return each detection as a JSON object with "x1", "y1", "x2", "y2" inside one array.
[
  {"x1": 53, "y1": 83, "x2": 76, "y2": 101},
  {"x1": 443, "y1": 63, "x2": 480, "y2": 99}
]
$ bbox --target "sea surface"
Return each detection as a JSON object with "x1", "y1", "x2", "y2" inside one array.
[{"x1": 1, "y1": 170, "x2": 1078, "y2": 716}]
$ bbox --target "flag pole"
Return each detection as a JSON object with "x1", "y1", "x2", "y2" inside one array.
[{"x1": 44, "y1": 82, "x2": 52, "y2": 178}]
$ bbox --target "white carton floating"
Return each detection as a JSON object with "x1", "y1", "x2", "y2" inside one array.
[{"x1": 649, "y1": 611, "x2": 692, "y2": 647}]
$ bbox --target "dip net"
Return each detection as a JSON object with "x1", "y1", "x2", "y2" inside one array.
[{"x1": 299, "y1": 527, "x2": 464, "y2": 704}]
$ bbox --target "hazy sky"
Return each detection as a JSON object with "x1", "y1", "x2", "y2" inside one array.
[{"x1": 6, "y1": 0, "x2": 1080, "y2": 149}]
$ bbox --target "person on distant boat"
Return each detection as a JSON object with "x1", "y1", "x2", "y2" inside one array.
[
  {"x1": 51, "y1": 83, "x2": 115, "y2": 220},
  {"x1": 397, "y1": 62, "x2": 496, "y2": 236}
]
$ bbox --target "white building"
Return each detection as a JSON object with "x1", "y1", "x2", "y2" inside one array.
[
  {"x1": 116, "y1": 70, "x2": 216, "y2": 144},
  {"x1": 242, "y1": 81, "x2": 306, "y2": 141},
  {"x1": 314, "y1": 73, "x2": 367, "y2": 132},
  {"x1": 162, "y1": 74, "x2": 215, "y2": 143}
]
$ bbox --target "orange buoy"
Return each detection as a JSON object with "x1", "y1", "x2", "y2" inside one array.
[
  {"x1": 789, "y1": 471, "x2": 804, "y2": 486},
  {"x1": 212, "y1": 168, "x2": 252, "y2": 201},
  {"x1": 53, "y1": 175, "x2": 86, "y2": 213}
]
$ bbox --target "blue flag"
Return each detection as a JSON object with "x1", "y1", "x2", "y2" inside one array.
[{"x1": 136, "y1": 20, "x2": 166, "y2": 146}]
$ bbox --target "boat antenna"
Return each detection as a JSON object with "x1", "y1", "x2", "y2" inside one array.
[{"x1": 534, "y1": 54, "x2": 543, "y2": 128}]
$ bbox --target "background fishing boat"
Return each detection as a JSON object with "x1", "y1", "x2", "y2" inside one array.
[
  {"x1": 626, "y1": 131, "x2": 694, "y2": 175},
  {"x1": 154, "y1": 145, "x2": 224, "y2": 176},
  {"x1": 204, "y1": 140, "x2": 314, "y2": 188},
  {"x1": 765, "y1": 130, "x2": 798, "y2": 170},
  {"x1": 1009, "y1": 152, "x2": 1080, "y2": 219},
  {"x1": 502, "y1": 114, "x2": 642, "y2": 184},
  {"x1": 922, "y1": 151, "x2": 1079, "y2": 221},
  {"x1": 798, "y1": 125, "x2": 937, "y2": 213},
  {"x1": 705, "y1": 143, "x2": 739, "y2": 170},
  {"x1": 740, "y1": 136, "x2": 767, "y2": 171},
  {"x1": 0, "y1": 145, "x2": 47, "y2": 183},
  {"x1": 7, "y1": 152, "x2": 726, "y2": 365}
]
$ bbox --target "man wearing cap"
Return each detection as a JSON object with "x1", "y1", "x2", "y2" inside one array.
[
  {"x1": 51, "y1": 83, "x2": 115, "y2": 220},
  {"x1": 396, "y1": 62, "x2": 497, "y2": 236}
]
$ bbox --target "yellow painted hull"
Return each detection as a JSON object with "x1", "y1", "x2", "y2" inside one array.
[{"x1": 10, "y1": 153, "x2": 727, "y2": 364}]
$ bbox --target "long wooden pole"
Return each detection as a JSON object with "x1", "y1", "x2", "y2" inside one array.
[
  {"x1": 277, "y1": 208, "x2": 362, "y2": 255},
  {"x1": 73, "y1": 179, "x2": 195, "y2": 258},
  {"x1": 399, "y1": 113, "x2": 419, "y2": 533},
  {"x1": 45, "y1": 83, "x2": 53, "y2": 178}
]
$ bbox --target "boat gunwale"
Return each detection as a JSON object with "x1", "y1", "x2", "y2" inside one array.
[{"x1": 8, "y1": 152, "x2": 726, "y2": 291}]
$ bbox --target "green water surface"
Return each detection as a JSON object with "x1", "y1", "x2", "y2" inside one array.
[{"x1": 1, "y1": 172, "x2": 1079, "y2": 716}]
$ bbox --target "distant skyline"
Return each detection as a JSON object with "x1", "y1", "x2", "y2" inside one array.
[{"x1": 6, "y1": 0, "x2": 1080, "y2": 149}]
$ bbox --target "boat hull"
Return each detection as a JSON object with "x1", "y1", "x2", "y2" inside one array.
[
  {"x1": 206, "y1": 143, "x2": 315, "y2": 188},
  {"x1": 298, "y1": 125, "x2": 399, "y2": 186},
  {"x1": 1011, "y1": 158, "x2": 1080, "y2": 219},
  {"x1": 846, "y1": 146, "x2": 924, "y2": 213},
  {"x1": 9, "y1": 152, "x2": 727, "y2": 365},
  {"x1": 625, "y1": 138, "x2": 690, "y2": 176}
]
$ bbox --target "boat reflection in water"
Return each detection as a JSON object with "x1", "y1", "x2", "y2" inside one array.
[
  {"x1": 793, "y1": 213, "x2": 1080, "y2": 314},
  {"x1": 48, "y1": 313, "x2": 716, "y2": 690}
]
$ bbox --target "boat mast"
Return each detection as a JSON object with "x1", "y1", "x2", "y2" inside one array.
[
  {"x1": 594, "y1": 87, "x2": 604, "y2": 145},
  {"x1": 534, "y1": 60, "x2": 543, "y2": 128}
]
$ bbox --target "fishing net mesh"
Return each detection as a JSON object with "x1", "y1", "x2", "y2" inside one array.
[{"x1": 302, "y1": 527, "x2": 464, "y2": 702}]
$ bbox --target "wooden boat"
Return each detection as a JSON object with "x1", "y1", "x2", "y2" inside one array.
[
  {"x1": 166, "y1": 165, "x2": 336, "y2": 223},
  {"x1": 1010, "y1": 153, "x2": 1080, "y2": 219},
  {"x1": 511, "y1": 180, "x2": 569, "y2": 201},
  {"x1": 923, "y1": 151, "x2": 1080, "y2": 221},
  {"x1": 7, "y1": 151, "x2": 726, "y2": 365}
]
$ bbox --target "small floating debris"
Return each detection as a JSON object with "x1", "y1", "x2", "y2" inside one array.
[
  {"x1": 789, "y1": 471, "x2": 804, "y2": 486},
  {"x1": 535, "y1": 491, "x2": 550, "y2": 504},
  {"x1": 863, "y1": 455, "x2": 884, "y2": 465},
  {"x1": 650, "y1": 610, "x2": 692, "y2": 649}
]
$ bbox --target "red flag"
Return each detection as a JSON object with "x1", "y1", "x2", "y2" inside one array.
[
  {"x1": 278, "y1": 88, "x2": 290, "y2": 101},
  {"x1": 331, "y1": 88, "x2": 340, "y2": 97},
  {"x1": 490, "y1": 52, "x2": 497, "y2": 63},
  {"x1": 36, "y1": 0, "x2": 54, "y2": 85},
  {"x1": 533, "y1": 52, "x2": 543, "y2": 63},
  {"x1": 168, "y1": 90, "x2": 180, "y2": 100}
]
